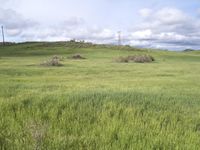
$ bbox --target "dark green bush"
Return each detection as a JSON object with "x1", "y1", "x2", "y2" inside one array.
[
  {"x1": 116, "y1": 55, "x2": 155, "y2": 63},
  {"x1": 70, "y1": 54, "x2": 86, "y2": 59}
]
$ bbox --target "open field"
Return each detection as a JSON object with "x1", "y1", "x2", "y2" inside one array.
[{"x1": 0, "y1": 42, "x2": 200, "y2": 149}]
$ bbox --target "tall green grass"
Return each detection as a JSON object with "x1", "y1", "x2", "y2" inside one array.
[
  {"x1": 0, "y1": 43, "x2": 200, "y2": 149},
  {"x1": 1, "y1": 91, "x2": 200, "y2": 149}
]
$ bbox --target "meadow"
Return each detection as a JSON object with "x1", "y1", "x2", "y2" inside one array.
[{"x1": 0, "y1": 42, "x2": 200, "y2": 149}]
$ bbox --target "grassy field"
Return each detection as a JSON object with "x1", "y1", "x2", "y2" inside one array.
[{"x1": 0, "y1": 42, "x2": 200, "y2": 149}]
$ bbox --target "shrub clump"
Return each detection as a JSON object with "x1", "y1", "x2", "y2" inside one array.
[
  {"x1": 40, "y1": 56, "x2": 63, "y2": 66},
  {"x1": 52, "y1": 55, "x2": 65, "y2": 61},
  {"x1": 70, "y1": 54, "x2": 86, "y2": 59},
  {"x1": 133, "y1": 55, "x2": 154, "y2": 63},
  {"x1": 115, "y1": 56, "x2": 129, "y2": 63},
  {"x1": 116, "y1": 55, "x2": 155, "y2": 63}
]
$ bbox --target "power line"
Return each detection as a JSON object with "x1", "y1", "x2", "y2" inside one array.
[{"x1": 1, "y1": 26, "x2": 5, "y2": 46}]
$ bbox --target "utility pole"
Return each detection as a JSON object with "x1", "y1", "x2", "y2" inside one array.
[
  {"x1": 1, "y1": 26, "x2": 5, "y2": 46},
  {"x1": 118, "y1": 31, "x2": 121, "y2": 46}
]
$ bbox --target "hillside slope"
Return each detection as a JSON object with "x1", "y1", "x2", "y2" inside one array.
[{"x1": 0, "y1": 42, "x2": 200, "y2": 149}]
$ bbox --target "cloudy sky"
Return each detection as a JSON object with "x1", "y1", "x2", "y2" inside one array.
[{"x1": 1, "y1": 0, "x2": 200, "y2": 50}]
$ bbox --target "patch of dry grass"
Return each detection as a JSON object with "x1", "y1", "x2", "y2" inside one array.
[{"x1": 40, "y1": 55, "x2": 64, "y2": 66}]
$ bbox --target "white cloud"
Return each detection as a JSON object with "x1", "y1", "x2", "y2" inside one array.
[
  {"x1": 0, "y1": 8, "x2": 37, "y2": 37},
  {"x1": 157, "y1": 32, "x2": 186, "y2": 41},
  {"x1": 139, "y1": 8, "x2": 152, "y2": 18},
  {"x1": 20, "y1": 22, "x2": 116, "y2": 44},
  {"x1": 129, "y1": 40, "x2": 151, "y2": 47},
  {"x1": 154, "y1": 8, "x2": 188, "y2": 25},
  {"x1": 131, "y1": 29, "x2": 153, "y2": 40},
  {"x1": 6, "y1": 29, "x2": 22, "y2": 36},
  {"x1": 0, "y1": 8, "x2": 116, "y2": 43},
  {"x1": 61, "y1": 17, "x2": 85, "y2": 27},
  {"x1": 1, "y1": 4, "x2": 200, "y2": 50},
  {"x1": 197, "y1": 8, "x2": 200, "y2": 15},
  {"x1": 129, "y1": 7, "x2": 200, "y2": 50}
]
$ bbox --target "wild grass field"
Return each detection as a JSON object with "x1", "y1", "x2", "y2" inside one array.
[{"x1": 0, "y1": 42, "x2": 200, "y2": 149}]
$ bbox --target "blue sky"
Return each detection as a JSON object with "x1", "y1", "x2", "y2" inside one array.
[{"x1": 1, "y1": 0, "x2": 200, "y2": 50}]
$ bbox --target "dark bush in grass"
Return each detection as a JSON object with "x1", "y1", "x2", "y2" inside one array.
[
  {"x1": 70, "y1": 54, "x2": 86, "y2": 59},
  {"x1": 149, "y1": 55, "x2": 155, "y2": 61},
  {"x1": 115, "y1": 55, "x2": 155, "y2": 63},
  {"x1": 184, "y1": 49, "x2": 195, "y2": 52}
]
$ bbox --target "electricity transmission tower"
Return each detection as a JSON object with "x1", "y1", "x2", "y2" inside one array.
[
  {"x1": 118, "y1": 31, "x2": 121, "y2": 46},
  {"x1": 1, "y1": 26, "x2": 5, "y2": 46}
]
